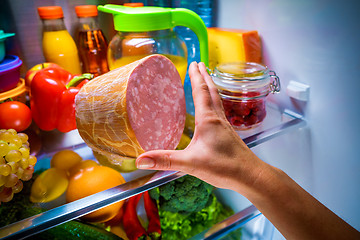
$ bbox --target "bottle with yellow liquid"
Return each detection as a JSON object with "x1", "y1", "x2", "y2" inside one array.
[
  {"x1": 38, "y1": 6, "x2": 82, "y2": 75},
  {"x1": 99, "y1": 4, "x2": 209, "y2": 86}
]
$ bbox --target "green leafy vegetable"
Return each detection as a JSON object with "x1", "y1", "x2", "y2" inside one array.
[
  {"x1": 149, "y1": 175, "x2": 214, "y2": 213},
  {"x1": 158, "y1": 193, "x2": 235, "y2": 240}
]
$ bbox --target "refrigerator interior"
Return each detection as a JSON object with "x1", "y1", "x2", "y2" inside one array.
[{"x1": 0, "y1": 0, "x2": 359, "y2": 238}]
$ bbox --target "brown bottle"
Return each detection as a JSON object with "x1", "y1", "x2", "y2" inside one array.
[{"x1": 75, "y1": 5, "x2": 109, "y2": 77}]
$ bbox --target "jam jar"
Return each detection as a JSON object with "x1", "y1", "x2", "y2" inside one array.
[{"x1": 211, "y1": 62, "x2": 280, "y2": 130}]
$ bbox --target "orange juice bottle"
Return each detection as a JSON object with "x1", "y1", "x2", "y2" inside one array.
[
  {"x1": 75, "y1": 5, "x2": 109, "y2": 77},
  {"x1": 38, "y1": 6, "x2": 82, "y2": 74}
]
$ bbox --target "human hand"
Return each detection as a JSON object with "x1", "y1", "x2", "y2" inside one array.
[
  {"x1": 136, "y1": 62, "x2": 265, "y2": 193},
  {"x1": 138, "y1": 62, "x2": 360, "y2": 240}
]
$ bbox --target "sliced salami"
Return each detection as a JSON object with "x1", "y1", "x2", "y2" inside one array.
[{"x1": 75, "y1": 54, "x2": 186, "y2": 161}]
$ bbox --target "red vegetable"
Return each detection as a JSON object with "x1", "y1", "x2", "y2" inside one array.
[
  {"x1": 143, "y1": 191, "x2": 161, "y2": 240},
  {"x1": 122, "y1": 193, "x2": 147, "y2": 240},
  {"x1": 30, "y1": 66, "x2": 93, "y2": 132},
  {"x1": 0, "y1": 101, "x2": 32, "y2": 132}
]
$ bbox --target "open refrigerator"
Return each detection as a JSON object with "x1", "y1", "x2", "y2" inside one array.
[
  {"x1": 0, "y1": 103, "x2": 305, "y2": 239},
  {"x1": 1, "y1": 0, "x2": 360, "y2": 239}
]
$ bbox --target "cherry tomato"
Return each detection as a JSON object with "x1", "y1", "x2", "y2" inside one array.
[{"x1": 0, "y1": 101, "x2": 32, "y2": 132}]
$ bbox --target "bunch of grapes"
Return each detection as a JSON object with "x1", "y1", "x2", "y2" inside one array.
[{"x1": 0, "y1": 129, "x2": 37, "y2": 204}]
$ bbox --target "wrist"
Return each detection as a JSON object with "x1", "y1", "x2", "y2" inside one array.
[{"x1": 233, "y1": 156, "x2": 283, "y2": 202}]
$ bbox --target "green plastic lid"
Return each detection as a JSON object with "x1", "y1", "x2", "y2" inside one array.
[
  {"x1": 0, "y1": 30, "x2": 15, "y2": 41},
  {"x1": 98, "y1": 4, "x2": 209, "y2": 66}
]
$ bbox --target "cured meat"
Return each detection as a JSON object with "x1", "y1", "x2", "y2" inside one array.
[{"x1": 75, "y1": 54, "x2": 186, "y2": 164}]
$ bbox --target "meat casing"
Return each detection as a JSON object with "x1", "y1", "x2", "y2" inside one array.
[{"x1": 75, "y1": 54, "x2": 186, "y2": 163}]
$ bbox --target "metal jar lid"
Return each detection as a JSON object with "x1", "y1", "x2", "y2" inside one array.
[{"x1": 211, "y1": 62, "x2": 280, "y2": 97}]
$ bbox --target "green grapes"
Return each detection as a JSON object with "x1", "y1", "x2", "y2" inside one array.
[{"x1": 0, "y1": 129, "x2": 37, "y2": 203}]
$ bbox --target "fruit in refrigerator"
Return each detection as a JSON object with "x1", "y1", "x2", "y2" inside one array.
[
  {"x1": 50, "y1": 149, "x2": 82, "y2": 172},
  {"x1": 0, "y1": 101, "x2": 32, "y2": 132},
  {"x1": 66, "y1": 165, "x2": 126, "y2": 222},
  {"x1": 0, "y1": 129, "x2": 37, "y2": 203},
  {"x1": 68, "y1": 159, "x2": 98, "y2": 177},
  {"x1": 30, "y1": 168, "x2": 69, "y2": 203}
]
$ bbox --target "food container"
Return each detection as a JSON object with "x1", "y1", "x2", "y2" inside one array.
[
  {"x1": 0, "y1": 78, "x2": 27, "y2": 103},
  {"x1": 211, "y1": 62, "x2": 280, "y2": 130},
  {"x1": 0, "y1": 55, "x2": 22, "y2": 93},
  {"x1": 0, "y1": 30, "x2": 15, "y2": 62}
]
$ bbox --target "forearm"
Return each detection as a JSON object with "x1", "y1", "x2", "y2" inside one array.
[{"x1": 240, "y1": 162, "x2": 360, "y2": 240}]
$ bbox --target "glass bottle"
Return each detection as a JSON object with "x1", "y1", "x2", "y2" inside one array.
[
  {"x1": 37, "y1": 6, "x2": 82, "y2": 74},
  {"x1": 75, "y1": 5, "x2": 109, "y2": 77},
  {"x1": 211, "y1": 62, "x2": 281, "y2": 130}
]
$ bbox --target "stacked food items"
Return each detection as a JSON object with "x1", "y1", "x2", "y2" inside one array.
[{"x1": 0, "y1": 3, "x2": 273, "y2": 239}]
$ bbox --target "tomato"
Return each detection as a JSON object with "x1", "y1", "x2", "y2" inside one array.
[{"x1": 0, "y1": 101, "x2": 32, "y2": 132}]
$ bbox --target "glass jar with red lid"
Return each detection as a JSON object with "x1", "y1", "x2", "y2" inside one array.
[{"x1": 211, "y1": 62, "x2": 280, "y2": 130}]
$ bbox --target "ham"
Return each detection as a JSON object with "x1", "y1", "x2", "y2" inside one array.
[{"x1": 75, "y1": 54, "x2": 186, "y2": 165}]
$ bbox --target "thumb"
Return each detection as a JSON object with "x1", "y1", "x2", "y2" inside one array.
[{"x1": 136, "y1": 149, "x2": 192, "y2": 172}]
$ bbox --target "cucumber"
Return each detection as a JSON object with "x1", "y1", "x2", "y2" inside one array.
[{"x1": 27, "y1": 220, "x2": 123, "y2": 240}]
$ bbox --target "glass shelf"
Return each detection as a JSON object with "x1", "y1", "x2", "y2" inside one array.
[{"x1": 0, "y1": 104, "x2": 305, "y2": 240}]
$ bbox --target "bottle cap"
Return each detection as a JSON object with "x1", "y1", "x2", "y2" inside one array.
[
  {"x1": 38, "y1": 6, "x2": 64, "y2": 19},
  {"x1": 123, "y1": 3, "x2": 144, "y2": 7},
  {"x1": 75, "y1": 5, "x2": 98, "y2": 17}
]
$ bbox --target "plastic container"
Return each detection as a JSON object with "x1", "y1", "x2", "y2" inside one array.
[
  {"x1": 174, "y1": 0, "x2": 214, "y2": 115},
  {"x1": 211, "y1": 62, "x2": 281, "y2": 130},
  {"x1": 0, "y1": 55, "x2": 22, "y2": 93},
  {"x1": 99, "y1": 4, "x2": 209, "y2": 85},
  {"x1": 0, "y1": 30, "x2": 15, "y2": 63},
  {"x1": 37, "y1": 6, "x2": 82, "y2": 75},
  {"x1": 75, "y1": 5, "x2": 109, "y2": 77},
  {"x1": 0, "y1": 78, "x2": 27, "y2": 103}
]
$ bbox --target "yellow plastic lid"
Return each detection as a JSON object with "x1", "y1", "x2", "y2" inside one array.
[
  {"x1": 0, "y1": 78, "x2": 27, "y2": 102},
  {"x1": 38, "y1": 6, "x2": 64, "y2": 19}
]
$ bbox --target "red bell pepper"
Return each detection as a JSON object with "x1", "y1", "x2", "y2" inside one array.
[{"x1": 30, "y1": 65, "x2": 93, "y2": 132}]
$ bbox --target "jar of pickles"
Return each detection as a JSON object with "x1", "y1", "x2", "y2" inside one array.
[{"x1": 211, "y1": 62, "x2": 280, "y2": 130}]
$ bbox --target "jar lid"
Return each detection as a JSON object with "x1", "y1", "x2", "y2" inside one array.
[
  {"x1": 75, "y1": 5, "x2": 98, "y2": 17},
  {"x1": 38, "y1": 6, "x2": 64, "y2": 19},
  {"x1": 0, "y1": 78, "x2": 26, "y2": 102},
  {"x1": 0, "y1": 55, "x2": 22, "y2": 72},
  {"x1": 214, "y1": 62, "x2": 269, "y2": 80}
]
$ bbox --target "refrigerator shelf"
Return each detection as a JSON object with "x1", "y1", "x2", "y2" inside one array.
[{"x1": 0, "y1": 104, "x2": 305, "y2": 240}]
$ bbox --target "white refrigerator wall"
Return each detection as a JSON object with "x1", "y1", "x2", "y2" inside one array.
[{"x1": 217, "y1": 0, "x2": 360, "y2": 231}]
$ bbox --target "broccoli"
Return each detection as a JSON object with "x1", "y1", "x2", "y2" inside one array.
[
  {"x1": 149, "y1": 175, "x2": 214, "y2": 213},
  {"x1": 158, "y1": 193, "x2": 237, "y2": 240}
]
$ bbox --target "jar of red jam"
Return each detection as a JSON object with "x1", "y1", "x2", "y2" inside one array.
[{"x1": 211, "y1": 62, "x2": 280, "y2": 130}]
